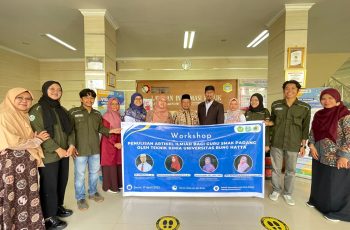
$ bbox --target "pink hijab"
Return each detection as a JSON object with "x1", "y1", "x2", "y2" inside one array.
[
  {"x1": 103, "y1": 98, "x2": 121, "y2": 128},
  {"x1": 152, "y1": 94, "x2": 169, "y2": 123}
]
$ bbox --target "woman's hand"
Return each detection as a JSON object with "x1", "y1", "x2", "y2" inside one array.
[
  {"x1": 337, "y1": 157, "x2": 349, "y2": 169},
  {"x1": 309, "y1": 144, "x2": 319, "y2": 160},
  {"x1": 66, "y1": 145, "x2": 76, "y2": 158},
  {"x1": 114, "y1": 143, "x2": 122, "y2": 149},
  {"x1": 109, "y1": 128, "x2": 121, "y2": 134},
  {"x1": 264, "y1": 120, "x2": 273, "y2": 126},
  {"x1": 35, "y1": 131, "x2": 50, "y2": 141},
  {"x1": 55, "y1": 147, "x2": 68, "y2": 158},
  {"x1": 265, "y1": 146, "x2": 270, "y2": 153}
]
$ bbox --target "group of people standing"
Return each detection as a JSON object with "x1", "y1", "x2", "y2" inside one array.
[
  {"x1": 126, "y1": 81, "x2": 350, "y2": 223},
  {"x1": 0, "y1": 79, "x2": 349, "y2": 230},
  {"x1": 0, "y1": 81, "x2": 121, "y2": 229}
]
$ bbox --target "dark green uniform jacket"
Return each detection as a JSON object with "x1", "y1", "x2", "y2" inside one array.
[
  {"x1": 68, "y1": 106, "x2": 109, "y2": 157},
  {"x1": 29, "y1": 104, "x2": 74, "y2": 164},
  {"x1": 270, "y1": 99, "x2": 311, "y2": 152},
  {"x1": 245, "y1": 108, "x2": 271, "y2": 146}
]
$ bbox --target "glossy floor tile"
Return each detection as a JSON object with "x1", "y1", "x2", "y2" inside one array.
[{"x1": 62, "y1": 160, "x2": 349, "y2": 229}]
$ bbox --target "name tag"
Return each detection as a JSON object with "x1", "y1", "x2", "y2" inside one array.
[
  {"x1": 275, "y1": 107, "x2": 283, "y2": 111},
  {"x1": 74, "y1": 114, "x2": 84, "y2": 118}
]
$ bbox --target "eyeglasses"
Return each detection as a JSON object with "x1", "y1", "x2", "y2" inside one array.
[{"x1": 15, "y1": 96, "x2": 33, "y2": 102}]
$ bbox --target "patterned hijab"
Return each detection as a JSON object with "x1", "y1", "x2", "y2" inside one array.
[
  {"x1": 0, "y1": 88, "x2": 44, "y2": 166},
  {"x1": 312, "y1": 88, "x2": 350, "y2": 142},
  {"x1": 125, "y1": 93, "x2": 147, "y2": 122},
  {"x1": 226, "y1": 98, "x2": 242, "y2": 123},
  {"x1": 103, "y1": 97, "x2": 121, "y2": 128}
]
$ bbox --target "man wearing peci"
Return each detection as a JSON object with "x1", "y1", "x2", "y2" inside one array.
[{"x1": 197, "y1": 85, "x2": 225, "y2": 125}]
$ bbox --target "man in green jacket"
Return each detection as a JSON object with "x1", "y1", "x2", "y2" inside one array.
[
  {"x1": 268, "y1": 80, "x2": 311, "y2": 206},
  {"x1": 69, "y1": 89, "x2": 120, "y2": 210}
]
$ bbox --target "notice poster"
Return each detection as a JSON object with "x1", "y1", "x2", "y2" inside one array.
[
  {"x1": 239, "y1": 79, "x2": 267, "y2": 110},
  {"x1": 122, "y1": 121, "x2": 265, "y2": 198},
  {"x1": 97, "y1": 89, "x2": 125, "y2": 114}
]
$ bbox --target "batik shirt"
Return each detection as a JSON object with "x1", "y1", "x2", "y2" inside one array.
[
  {"x1": 309, "y1": 115, "x2": 350, "y2": 167},
  {"x1": 173, "y1": 109, "x2": 199, "y2": 125}
]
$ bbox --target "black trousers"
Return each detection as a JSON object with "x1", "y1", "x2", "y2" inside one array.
[{"x1": 38, "y1": 158, "x2": 69, "y2": 218}]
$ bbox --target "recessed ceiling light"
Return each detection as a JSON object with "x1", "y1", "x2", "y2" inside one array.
[
  {"x1": 43, "y1": 34, "x2": 77, "y2": 51},
  {"x1": 247, "y1": 30, "x2": 269, "y2": 48},
  {"x1": 183, "y1": 31, "x2": 195, "y2": 49}
]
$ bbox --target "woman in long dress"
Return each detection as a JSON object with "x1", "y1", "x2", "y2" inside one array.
[
  {"x1": 0, "y1": 88, "x2": 49, "y2": 229},
  {"x1": 307, "y1": 88, "x2": 350, "y2": 222},
  {"x1": 100, "y1": 97, "x2": 122, "y2": 193}
]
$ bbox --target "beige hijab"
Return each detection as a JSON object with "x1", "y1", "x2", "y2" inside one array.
[
  {"x1": 0, "y1": 88, "x2": 44, "y2": 166},
  {"x1": 152, "y1": 94, "x2": 170, "y2": 123}
]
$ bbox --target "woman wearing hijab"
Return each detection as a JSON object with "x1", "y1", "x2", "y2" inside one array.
[
  {"x1": 170, "y1": 155, "x2": 181, "y2": 172},
  {"x1": 100, "y1": 97, "x2": 122, "y2": 193},
  {"x1": 245, "y1": 93, "x2": 271, "y2": 152},
  {"x1": 237, "y1": 156, "x2": 251, "y2": 173},
  {"x1": 202, "y1": 157, "x2": 216, "y2": 173},
  {"x1": 307, "y1": 88, "x2": 350, "y2": 222},
  {"x1": 124, "y1": 93, "x2": 147, "y2": 122},
  {"x1": 29, "y1": 81, "x2": 75, "y2": 229},
  {"x1": 225, "y1": 98, "x2": 246, "y2": 123},
  {"x1": 146, "y1": 94, "x2": 173, "y2": 123},
  {"x1": 0, "y1": 88, "x2": 49, "y2": 229}
]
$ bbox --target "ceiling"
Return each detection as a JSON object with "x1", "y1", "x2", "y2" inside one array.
[{"x1": 0, "y1": 0, "x2": 349, "y2": 59}]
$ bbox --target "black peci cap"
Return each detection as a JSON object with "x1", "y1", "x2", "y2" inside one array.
[{"x1": 205, "y1": 85, "x2": 215, "y2": 92}]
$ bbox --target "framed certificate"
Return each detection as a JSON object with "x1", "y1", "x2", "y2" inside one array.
[
  {"x1": 107, "y1": 72, "x2": 116, "y2": 88},
  {"x1": 285, "y1": 70, "x2": 306, "y2": 88},
  {"x1": 287, "y1": 47, "x2": 305, "y2": 68}
]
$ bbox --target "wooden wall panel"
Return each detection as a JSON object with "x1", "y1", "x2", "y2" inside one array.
[{"x1": 137, "y1": 80, "x2": 238, "y2": 112}]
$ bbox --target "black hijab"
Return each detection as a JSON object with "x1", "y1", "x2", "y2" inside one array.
[
  {"x1": 248, "y1": 93, "x2": 265, "y2": 113},
  {"x1": 38, "y1": 81, "x2": 72, "y2": 138}
]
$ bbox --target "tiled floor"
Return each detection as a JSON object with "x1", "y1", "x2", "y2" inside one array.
[{"x1": 61, "y1": 160, "x2": 349, "y2": 229}]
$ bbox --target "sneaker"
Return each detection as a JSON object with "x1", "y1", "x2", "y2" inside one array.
[
  {"x1": 77, "y1": 199, "x2": 89, "y2": 210},
  {"x1": 107, "y1": 189, "x2": 119, "y2": 194},
  {"x1": 324, "y1": 215, "x2": 340, "y2": 222},
  {"x1": 269, "y1": 191, "x2": 280, "y2": 201},
  {"x1": 283, "y1": 195, "x2": 295, "y2": 206},
  {"x1": 89, "y1": 192, "x2": 104, "y2": 202},
  {"x1": 306, "y1": 201, "x2": 315, "y2": 208}
]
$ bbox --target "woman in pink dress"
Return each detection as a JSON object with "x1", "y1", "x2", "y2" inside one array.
[{"x1": 100, "y1": 97, "x2": 122, "y2": 193}]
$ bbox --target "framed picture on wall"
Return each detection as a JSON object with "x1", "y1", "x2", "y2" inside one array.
[
  {"x1": 287, "y1": 47, "x2": 305, "y2": 68},
  {"x1": 285, "y1": 70, "x2": 306, "y2": 88},
  {"x1": 107, "y1": 72, "x2": 116, "y2": 88}
]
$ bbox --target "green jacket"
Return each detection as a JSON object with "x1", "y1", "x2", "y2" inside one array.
[
  {"x1": 29, "y1": 103, "x2": 74, "y2": 164},
  {"x1": 245, "y1": 108, "x2": 271, "y2": 146},
  {"x1": 270, "y1": 99, "x2": 311, "y2": 152},
  {"x1": 68, "y1": 106, "x2": 109, "y2": 157}
]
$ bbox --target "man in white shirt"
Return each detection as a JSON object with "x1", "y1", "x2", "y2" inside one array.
[{"x1": 137, "y1": 154, "x2": 152, "y2": 172}]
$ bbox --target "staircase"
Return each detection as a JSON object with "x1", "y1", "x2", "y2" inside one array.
[{"x1": 325, "y1": 57, "x2": 350, "y2": 107}]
